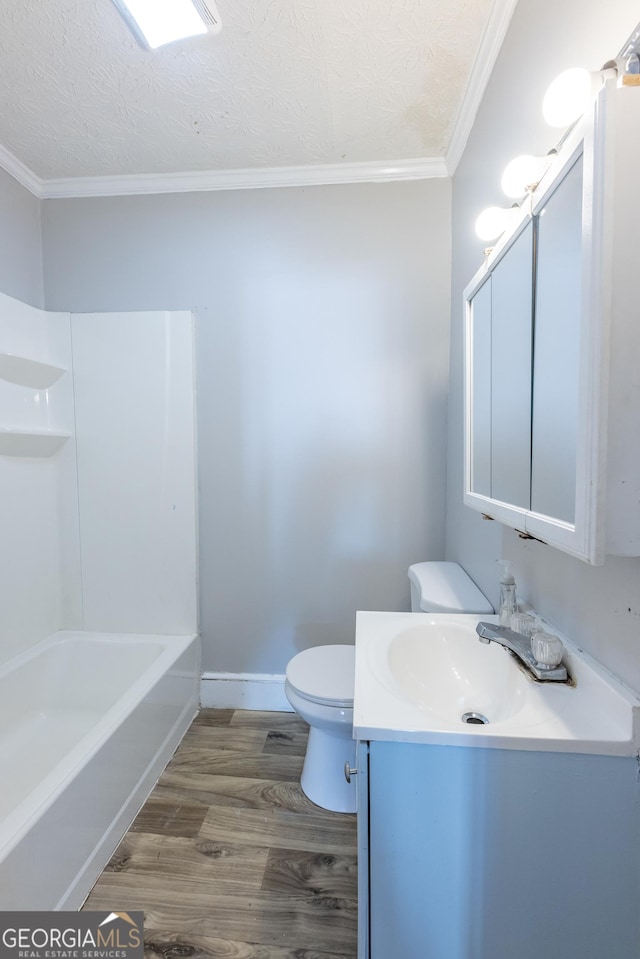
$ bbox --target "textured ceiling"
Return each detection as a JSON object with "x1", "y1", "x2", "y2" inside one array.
[{"x1": 0, "y1": 0, "x2": 494, "y2": 180}]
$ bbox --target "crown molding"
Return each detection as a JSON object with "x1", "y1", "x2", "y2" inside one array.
[
  {"x1": 0, "y1": 144, "x2": 44, "y2": 196},
  {"x1": 37, "y1": 157, "x2": 448, "y2": 199},
  {"x1": 0, "y1": 152, "x2": 447, "y2": 201},
  {"x1": 445, "y1": 0, "x2": 519, "y2": 175}
]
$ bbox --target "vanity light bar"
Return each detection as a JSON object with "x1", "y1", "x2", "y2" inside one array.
[{"x1": 476, "y1": 19, "x2": 640, "y2": 244}]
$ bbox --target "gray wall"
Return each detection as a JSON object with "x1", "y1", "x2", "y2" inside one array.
[
  {"x1": 0, "y1": 168, "x2": 44, "y2": 307},
  {"x1": 43, "y1": 180, "x2": 452, "y2": 673},
  {"x1": 446, "y1": 0, "x2": 640, "y2": 691}
]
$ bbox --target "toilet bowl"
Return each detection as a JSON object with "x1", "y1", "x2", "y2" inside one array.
[
  {"x1": 285, "y1": 645, "x2": 356, "y2": 813},
  {"x1": 285, "y1": 562, "x2": 492, "y2": 814}
]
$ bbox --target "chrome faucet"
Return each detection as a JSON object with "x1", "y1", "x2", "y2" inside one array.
[{"x1": 475, "y1": 622, "x2": 568, "y2": 682}]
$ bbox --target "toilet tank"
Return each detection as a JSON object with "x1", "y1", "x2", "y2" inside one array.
[{"x1": 408, "y1": 561, "x2": 493, "y2": 614}]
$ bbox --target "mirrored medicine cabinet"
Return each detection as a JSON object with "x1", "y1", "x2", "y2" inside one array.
[{"x1": 464, "y1": 81, "x2": 640, "y2": 564}]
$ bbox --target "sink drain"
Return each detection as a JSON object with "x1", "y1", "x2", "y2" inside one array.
[{"x1": 462, "y1": 711, "x2": 489, "y2": 725}]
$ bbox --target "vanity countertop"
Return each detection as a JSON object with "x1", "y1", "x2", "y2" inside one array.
[{"x1": 353, "y1": 611, "x2": 640, "y2": 755}]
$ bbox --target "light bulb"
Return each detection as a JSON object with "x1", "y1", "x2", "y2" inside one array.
[
  {"x1": 475, "y1": 206, "x2": 515, "y2": 242},
  {"x1": 542, "y1": 68, "x2": 594, "y2": 127},
  {"x1": 501, "y1": 154, "x2": 553, "y2": 198}
]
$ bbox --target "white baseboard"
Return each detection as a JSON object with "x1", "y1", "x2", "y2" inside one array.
[{"x1": 200, "y1": 671, "x2": 293, "y2": 711}]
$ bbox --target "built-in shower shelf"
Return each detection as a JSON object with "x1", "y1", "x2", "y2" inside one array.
[
  {"x1": 0, "y1": 352, "x2": 66, "y2": 389},
  {"x1": 0, "y1": 428, "x2": 71, "y2": 457}
]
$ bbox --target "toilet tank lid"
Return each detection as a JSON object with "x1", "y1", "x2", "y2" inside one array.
[{"x1": 408, "y1": 561, "x2": 493, "y2": 614}]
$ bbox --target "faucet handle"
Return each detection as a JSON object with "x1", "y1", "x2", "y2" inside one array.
[
  {"x1": 531, "y1": 629, "x2": 564, "y2": 669},
  {"x1": 511, "y1": 611, "x2": 538, "y2": 638}
]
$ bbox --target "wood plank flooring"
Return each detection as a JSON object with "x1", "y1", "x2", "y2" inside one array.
[{"x1": 84, "y1": 709, "x2": 358, "y2": 959}]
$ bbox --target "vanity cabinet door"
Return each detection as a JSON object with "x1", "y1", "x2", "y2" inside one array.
[
  {"x1": 368, "y1": 741, "x2": 468, "y2": 959},
  {"x1": 366, "y1": 740, "x2": 640, "y2": 959}
]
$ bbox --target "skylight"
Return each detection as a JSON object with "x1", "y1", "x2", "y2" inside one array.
[{"x1": 112, "y1": 0, "x2": 221, "y2": 50}]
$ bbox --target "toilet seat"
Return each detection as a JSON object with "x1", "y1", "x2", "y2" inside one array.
[{"x1": 286, "y1": 645, "x2": 355, "y2": 708}]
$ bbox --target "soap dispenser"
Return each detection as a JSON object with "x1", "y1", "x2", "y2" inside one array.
[{"x1": 497, "y1": 560, "x2": 517, "y2": 627}]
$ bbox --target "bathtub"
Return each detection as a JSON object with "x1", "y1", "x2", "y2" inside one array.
[{"x1": 0, "y1": 630, "x2": 199, "y2": 910}]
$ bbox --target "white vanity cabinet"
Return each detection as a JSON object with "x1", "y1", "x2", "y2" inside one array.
[
  {"x1": 356, "y1": 739, "x2": 640, "y2": 959},
  {"x1": 464, "y1": 82, "x2": 640, "y2": 563}
]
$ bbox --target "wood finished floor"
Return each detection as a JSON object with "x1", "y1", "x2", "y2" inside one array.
[{"x1": 84, "y1": 709, "x2": 358, "y2": 959}]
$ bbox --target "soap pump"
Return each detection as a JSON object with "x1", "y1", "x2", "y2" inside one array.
[{"x1": 497, "y1": 560, "x2": 517, "y2": 627}]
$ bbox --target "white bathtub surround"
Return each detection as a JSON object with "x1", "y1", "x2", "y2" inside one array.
[
  {"x1": 0, "y1": 296, "x2": 199, "y2": 656},
  {"x1": 71, "y1": 310, "x2": 198, "y2": 634},
  {"x1": 0, "y1": 630, "x2": 199, "y2": 910},
  {"x1": 0, "y1": 292, "x2": 200, "y2": 909},
  {"x1": 200, "y1": 671, "x2": 292, "y2": 711},
  {"x1": 0, "y1": 292, "x2": 77, "y2": 664}
]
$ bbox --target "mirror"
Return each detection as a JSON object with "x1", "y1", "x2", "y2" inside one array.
[
  {"x1": 530, "y1": 156, "x2": 583, "y2": 523},
  {"x1": 469, "y1": 277, "x2": 491, "y2": 498},
  {"x1": 468, "y1": 221, "x2": 533, "y2": 509},
  {"x1": 466, "y1": 158, "x2": 582, "y2": 527},
  {"x1": 490, "y1": 222, "x2": 533, "y2": 509}
]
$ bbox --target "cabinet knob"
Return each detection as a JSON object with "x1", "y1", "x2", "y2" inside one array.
[{"x1": 344, "y1": 761, "x2": 358, "y2": 783}]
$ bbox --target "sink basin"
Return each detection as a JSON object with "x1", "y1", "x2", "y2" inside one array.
[
  {"x1": 386, "y1": 621, "x2": 528, "y2": 724},
  {"x1": 354, "y1": 611, "x2": 640, "y2": 754}
]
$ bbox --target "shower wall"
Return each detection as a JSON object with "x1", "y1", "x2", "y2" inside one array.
[
  {"x1": 0, "y1": 293, "x2": 76, "y2": 664},
  {"x1": 0, "y1": 293, "x2": 198, "y2": 666},
  {"x1": 71, "y1": 310, "x2": 198, "y2": 634}
]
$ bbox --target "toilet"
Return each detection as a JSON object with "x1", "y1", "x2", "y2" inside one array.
[
  {"x1": 285, "y1": 561, "x2": 493, "y2": 813},
  {"x1": 285, "y1": 644, "x2": 356, "y2": 813}
]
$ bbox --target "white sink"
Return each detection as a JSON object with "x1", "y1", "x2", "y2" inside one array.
[
  {"x1": 354, "y1": 612, "x2": 640, "y2": 754},
  {"x1": 386, "y1": 621, "x2": 528, "y2": 724}
]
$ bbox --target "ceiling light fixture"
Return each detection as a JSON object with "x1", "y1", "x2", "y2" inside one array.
[{"x1": 112, "y1": 0, "x2": 222, "y2": 50}]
